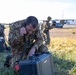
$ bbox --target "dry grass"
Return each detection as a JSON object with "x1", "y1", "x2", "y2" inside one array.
[{"x1": 48, "y1": 28, "x2": 76, "y2": 75}]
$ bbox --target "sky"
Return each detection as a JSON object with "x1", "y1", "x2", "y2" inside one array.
[{"x1": 0, "y1": 0, "x2": 76, "y2": 23}]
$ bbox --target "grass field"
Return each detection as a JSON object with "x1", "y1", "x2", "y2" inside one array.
[
  {"x1": 0, "y1": 28, "x2": 76, "y2": 75},
  {"x1": 48, "y1": 37, "x2": 76, "y2": 75},
  {"x1": 49, "y1": 28, "x2": 76, "y2": 75}
]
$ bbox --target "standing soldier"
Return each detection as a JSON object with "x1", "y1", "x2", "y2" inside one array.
[
  {"x1": 41, "y1": 20, "x2": 47, "y2": 44},
  {"x1": 0, "y1": 24, "x2": 10, "y2": 52},
  {"x1": 42, "y1": 16, "x2": 53, "y2": 45}
]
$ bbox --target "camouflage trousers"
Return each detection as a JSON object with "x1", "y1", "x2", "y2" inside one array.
[
  {"x1": 6, "y1": 44, "x2": 48, "y2": 75},
  {"x1": 10, "y1": 44, "x2": 48, "y2": 67},
  {"x1": 44, "y1": 31, "x2": 51, "y2": 45}
]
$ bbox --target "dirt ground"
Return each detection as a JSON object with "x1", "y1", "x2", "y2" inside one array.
[
  {"x1": 50, "y1": 28, "x2": 76, "y2": 38},
  {"x1": 4, "y1": 27, "x2": 76, "y2": 40}
]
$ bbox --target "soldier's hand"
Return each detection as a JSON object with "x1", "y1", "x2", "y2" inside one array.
[
  {"x1": 20, "y1": 27, "x2": 26, "y2": 36},
  {"x1": 27, "y1": 47, "x2": 35, "y2": 58}
]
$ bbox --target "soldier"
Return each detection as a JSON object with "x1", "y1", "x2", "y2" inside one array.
[
  {"x1": 41, "y1": 20, "x2": 47, "y2": 44},
  {"x1": 0, "y1": 24, "x2": 5, "y2": 37},
  {"x1": 0, "y1": 24, "x2": 11, "y2": 52},
  {"x1": 4, "y1": 16, "x2": 48, "y2": 71},
  {"x1": 42, "y1": 16, "x2": 53, "y2": 45}
]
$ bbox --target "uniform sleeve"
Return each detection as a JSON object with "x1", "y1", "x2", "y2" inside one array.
[
  {"x1": 8, "y1": 20, "x2": 25, "y2": 49},
  {"x1": 33, "y1": 28, "x2": 43, "y2": 50}
]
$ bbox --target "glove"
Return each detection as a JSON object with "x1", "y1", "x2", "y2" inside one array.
[{"x1": 14, "y1": 64, "x2": 19, "y2": 71}]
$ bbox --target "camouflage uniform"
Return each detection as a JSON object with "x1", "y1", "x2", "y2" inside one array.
[
  {"x1": 41, "y1": 21, "x2": 47, "y2": 43},
  {"x1": 42, "y1": 21, "x2": 53, "y2": 45},
  {"x1": 8, "y1": 19, "x2": 48, "y2": 67}
]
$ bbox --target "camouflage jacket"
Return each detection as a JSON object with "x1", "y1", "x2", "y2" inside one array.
[
  {"x1": 41, "y1": 21, "x2": 53, "y2": 33},
  {"x1": 8, "y1": 19, "x2": 43, "y2": 54}
]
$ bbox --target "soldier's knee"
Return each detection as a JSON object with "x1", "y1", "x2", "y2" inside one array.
[{"x1": 38, "y1": 44, "x2": 48, "y2": 53}]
